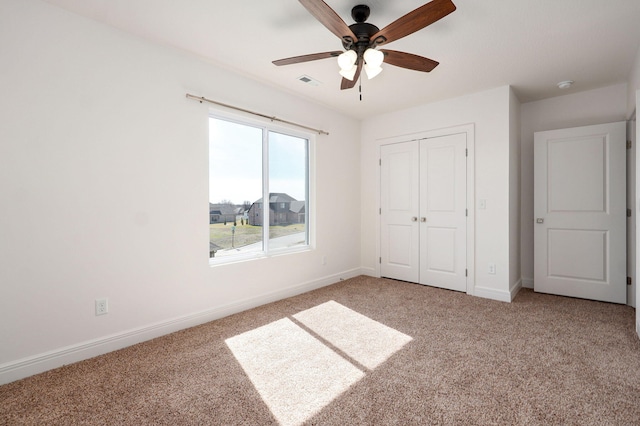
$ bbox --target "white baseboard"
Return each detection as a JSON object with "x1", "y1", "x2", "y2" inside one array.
[
  {"x1": 510, "y1": 279, "x2": 522, "y2": 301},
  {"x1": 474, "y1": 285, "x2": 512, "y2": 303},
  {"x1": 522, "y1": 277, "x2": 534, "y2": 289},
  {"x1": 360, "y1": 266, "x2": 377, "y2": 277},
  {"x1": 0, "y1": 268, "x2": 364, "y2": 385}
]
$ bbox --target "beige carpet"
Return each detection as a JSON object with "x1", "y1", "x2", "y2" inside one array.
[{"x1": 2, "y1": 276, "x2": 639, "y2": 425}]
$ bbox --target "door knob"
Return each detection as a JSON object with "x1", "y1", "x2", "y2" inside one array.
[
  {"x1": 411, "y1": 217, "x2": 418, "y2": 222},
  {"x1": 536, "y1": 218, "x2": 544, "y2": 224},
  {"x1": 421, "y1": 217, "x2": 427, "y2": 222}
]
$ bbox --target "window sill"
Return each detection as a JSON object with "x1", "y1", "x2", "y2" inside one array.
[{"x1": 209, "y1": 245, "x2": 311, "y2": 267}]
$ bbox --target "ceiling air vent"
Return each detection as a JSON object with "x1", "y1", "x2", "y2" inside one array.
[{"x1": 297, "y1": 75, "x2": 322, "y2": 87}]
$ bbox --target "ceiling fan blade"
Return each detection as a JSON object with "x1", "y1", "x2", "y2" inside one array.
[
  {"x1": 273, "y1": 51, "x2": 342, "y2": 66},
  {"x1": 380, "y1": 49, "x2": 439, "y2": 72},
  {"x1": 372, "y1": 0, "x2": 456, "y2": 46},
  {"x1": 299, "y1": 0, "x2": 358, "y2": 42},
  {"x1": 340, "y1": 60, "x2": 362, "y2": 90}
]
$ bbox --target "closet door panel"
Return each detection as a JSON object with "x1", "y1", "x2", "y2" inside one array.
[
  {"x1": 419, "y1": 133, "x2": 467, "y2": 292},
  {"x1": 380, "y1": 141, "x2": 420, "y2": 282}
]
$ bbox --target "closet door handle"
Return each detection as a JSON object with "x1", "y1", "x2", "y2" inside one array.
[
  {"x1": 411, "y1": 217, "x2": 418, "y2": 222},
  {"x1": 420, "y1": 217, "x2": 427, "y2": 222}
]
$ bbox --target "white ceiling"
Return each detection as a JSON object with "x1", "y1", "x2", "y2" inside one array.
[{"x1": 44, "y1": 0, "x2": 640, "y2": 120}]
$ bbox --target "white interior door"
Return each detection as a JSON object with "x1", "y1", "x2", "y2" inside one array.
[
  {"x1": 534, "y1": 121, "x2": 626, "y2": 303},
  {"x1": 380, "y1": 141, "x2": 420, "y2": 283},
  {"x1": 381, "y1": 134, "x2": 467, "y2": 292},
  {"x1": 419, "y1": 134, "x2": 467, "y2": 291}
]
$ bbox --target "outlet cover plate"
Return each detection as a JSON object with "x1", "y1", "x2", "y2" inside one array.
[{"x1": 95, "y1": 298, "x2": 108, "y2": 316}]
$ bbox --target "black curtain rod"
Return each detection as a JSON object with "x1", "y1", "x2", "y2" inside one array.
[{"x1": 185, "y1": 94, "x2": 329, "y2": 136}]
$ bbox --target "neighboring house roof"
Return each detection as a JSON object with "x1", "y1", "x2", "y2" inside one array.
[
  {"x1": 209, "y1": 203, "x2": 242, "y2": 215},
  {"x1": 252, "y1": 193, "x2": 298, "y2": 204},
  {"x1": 290, "y1": 201, "x2": 305, "y2": 213},
  {"x1": 270, "y1": 193, "x2": 296, "y2": 203},
  {"x1": 209, "y1": 242, "x2": 222, "y2": 252}
]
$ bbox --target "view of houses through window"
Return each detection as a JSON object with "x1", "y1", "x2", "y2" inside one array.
[{"x1": 209, "y1": 116, "x2": 309, "y2": 260}]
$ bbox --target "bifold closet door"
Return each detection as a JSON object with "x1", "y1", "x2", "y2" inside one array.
[{"x1": 381, "y1": 133, "x2": 467, "y2": 292}]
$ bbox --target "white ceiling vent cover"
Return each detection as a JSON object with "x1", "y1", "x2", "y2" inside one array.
[{"x1": 297, "y1": 75, "x2": 322, "y2": 86}]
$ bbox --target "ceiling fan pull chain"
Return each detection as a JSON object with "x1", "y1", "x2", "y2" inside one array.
[{"x1": 359, "y1": 80, "x2": 362, "y2": 101}]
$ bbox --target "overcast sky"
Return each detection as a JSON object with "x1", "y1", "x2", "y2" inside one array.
[{"x1": 209, "y1": 117, "x2": 307, "y2": 205}]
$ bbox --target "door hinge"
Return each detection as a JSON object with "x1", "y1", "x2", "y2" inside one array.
[
  {"x1": 379, "y1": 159, "x2": 382, "y2": 166},
  {"x1": 379, "y1": 257, "x2": 382, "y2": 264},
  {"x1": 465, "y1": 148, "x2": 468, "y2": 157},
  {"x1": 465, "y1": 208, "x2": 468, "y2": 217},
  {"x1": 627, "y1": 276, "x2": 632, "y2": 286},
  {"x1": 379, "y1": 207, "x2": 382, "y2": 215},
  {"x1": 628, "y1": 208, "x2": 632, "y2": 218},
  {"x1": 465, "y1": 269, "x2": 468, "y2": 277},
  {"x1": 627, "y1": 140, "x2": 632, "y2": 149}
]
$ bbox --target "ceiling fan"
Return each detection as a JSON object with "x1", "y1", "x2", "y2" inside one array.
[{"x1": 273, "y1": 0, "x2": 456, "y2": 90}]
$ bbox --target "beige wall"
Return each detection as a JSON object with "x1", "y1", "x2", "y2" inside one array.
[
  {"x1": 0, "y1": 0, "x2": 361, "y2": 384},
  {"x1": 628, "y1": 44, "x2": 640, "y2": 117},
  {"x1": 509, "y1": 88, "x2": 522, "y2": 293}
]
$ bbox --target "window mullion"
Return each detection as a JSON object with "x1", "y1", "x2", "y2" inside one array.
[
  {"x1": 262, "y1": 128, "x2": 270, "y2": 253},
  {"x1": 304, "y1": 141, "x2": 310, "y2": 244}
]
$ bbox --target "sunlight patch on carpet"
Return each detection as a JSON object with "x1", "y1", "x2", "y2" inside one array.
[
  {"x1": 225, "y1": 318, "x2": 364, "y2": 426},
  {"x1": 293, "y1": 300, "x2": 413, "y2": 369}
]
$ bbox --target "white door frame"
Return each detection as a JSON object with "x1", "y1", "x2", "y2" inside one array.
[
  {"x1": 628, "y1": 116, "x2": 636, "y2": 308},
  {"x1": 376, "y1": 124, "x2": 475, "y2": 295},
  {"x1": 635, "y1": 89, "x2": 640, "y2": 337}
]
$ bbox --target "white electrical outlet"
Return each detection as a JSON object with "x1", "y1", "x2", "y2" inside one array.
[
  {"x1": 95, "y1": 298, "x2": 108, "y2": 316},
  {"x1": 488, "y1": 263, "x2": 496, "y2": 274}
]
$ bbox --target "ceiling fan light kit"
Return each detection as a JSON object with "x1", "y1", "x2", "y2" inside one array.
[
  {"x1": 338, "y1": 49, "x2": 358, "y2": 71},
  {"x1": 364, "y1": 62, "x2": 383, "y2": 80},
  {"x1": 363, "y1": 48, "x2": 384, "y2": 68},
  {"x1": 273, "y1": 0, "x2": 457, "y2": 90},
  {"x1": 363, "y1": 47, "x2": 384, "y2": 79},
  {"x1": 339, "y1": 65, "x2": 357, "y2": 81},
  {"x1": 339, "y1": 47, "x2": 383, "y2": 81}
]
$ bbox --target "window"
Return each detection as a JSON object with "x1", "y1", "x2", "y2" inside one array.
[{"x1": 209, "y1": 115, "x2": 311, "y2": 262}]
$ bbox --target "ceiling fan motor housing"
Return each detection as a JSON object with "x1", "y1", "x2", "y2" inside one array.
[
  {"x1": 349, "y1": 22, "x2": 379, "y2": 41},
  {"x1": 343, "y1": 5, "x2": 383, "y2": 53}
]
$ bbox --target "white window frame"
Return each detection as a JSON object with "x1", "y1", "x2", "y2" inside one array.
[{"x1": 208, "y1": 110, "x2": 315, "y2": 266}]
